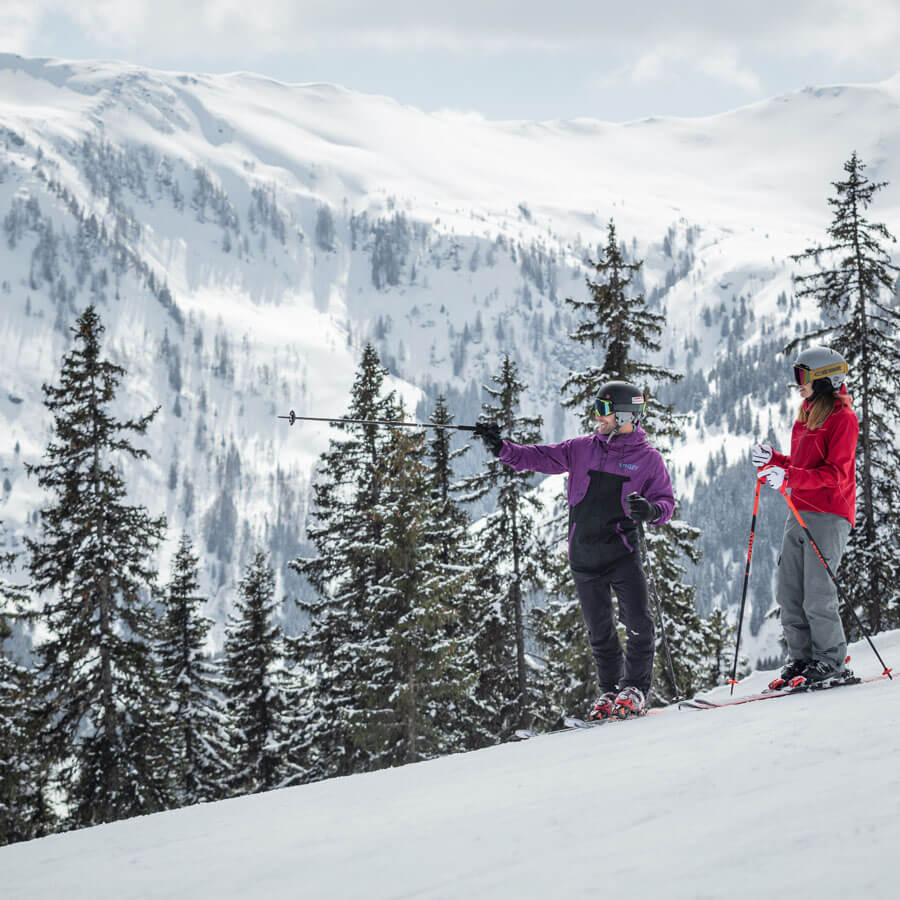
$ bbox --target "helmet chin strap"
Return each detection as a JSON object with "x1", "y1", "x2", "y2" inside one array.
[{"x1": 607, "y1": 412, "x2": 627, "y2": 441}]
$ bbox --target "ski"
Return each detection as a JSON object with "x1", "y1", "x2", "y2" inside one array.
[
  {"x1": 564, "y1": 716, "x2": 611, "y2": 729},
  {"x1": 511, "y1": 716, "x2": 611, "y2": 741},
  {"x1": 679, "y1": 672, "x2": 890, "y2": 710}
]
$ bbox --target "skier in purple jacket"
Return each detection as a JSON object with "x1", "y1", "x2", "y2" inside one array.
[{"x1": 474, "y1": 381, "x2": 674, "y2": 718}]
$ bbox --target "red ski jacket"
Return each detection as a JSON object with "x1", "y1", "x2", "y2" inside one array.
[{"x1": 770, "y1": 390, "x2": 859, "y2": 526}]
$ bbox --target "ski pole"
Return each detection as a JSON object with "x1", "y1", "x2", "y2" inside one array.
[
  {"x1": 277, "y1": 410, "x2": 476, "y2": 431},
  {"x1": 637, "y1": 522, "x2": 683, "y2": 701},
  {"x1": 778, "y1": 485, "x2": 893, "y2": 680},
  {"x1": 729, "y1": 477, "x2": 762, "y2": 694}
]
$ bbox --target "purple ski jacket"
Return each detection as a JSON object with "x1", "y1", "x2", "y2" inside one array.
[{"x1": 499, "y1": 426, "x2": 675, "y2": 576}]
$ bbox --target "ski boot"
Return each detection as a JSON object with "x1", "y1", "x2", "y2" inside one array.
[
  {"x1": 798, "y1": 660, "x2": 857, "y2": 690},
  {"x1": 612, "y1": 686, "x2": 645, "y2": 719},
  {"x1": 588, "y1": 691, "x2": 619, "y2": 721},
  {"x1": 768, "y1": 658, "x2": 809, "y2": 691}
]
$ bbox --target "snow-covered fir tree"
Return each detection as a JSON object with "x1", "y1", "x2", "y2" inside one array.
[
  {"x1": 24, "y1": 306, "x2": 170, "y2": 827},
  {"x1": 529, "y1": 546, "x2": 596, "y2": 729},
  {"x1": 703, "y1": 606, "x2": 740, "y2": 686},
  {"x1": 789, "y1": 152, "x2": 900, "y2": 635},
  {"x1": 223, "y1": 550, "x2": 292, "y2": 794},
  {"x1": 157, "y1": 534, "x2": 230, "y2": 805},
  {"x1": 0, "y1": 556, "x2": 54, "y2": 845},
  {"x1": 290, "y1": 344, "x2": 404, "y2": 780},
  {"x1": 422, "y1": 398, "x2": 490, "y2": 748},
  {"x1": 559, "y1": 220, "x2": 715, "y2": 701},
  {"x1": 352, "y1": 414, "x2": 476, "y2": 766},
  {"x1": 459, "y1": 355, "x2": 553, "y2": 736}
]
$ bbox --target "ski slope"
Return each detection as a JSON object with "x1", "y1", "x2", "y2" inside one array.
[{"x1": 5, "y1": 631, "x2": 899, "y2": 899}]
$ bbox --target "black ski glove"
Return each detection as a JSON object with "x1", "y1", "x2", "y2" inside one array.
[
  {"x1": 474, "y1": 421, "x2": 504, "y2": 457},
  {"x1": 626, "y1": 491, "x2": 661, "y2": 523}
]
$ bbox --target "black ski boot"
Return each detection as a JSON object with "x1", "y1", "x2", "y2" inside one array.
[
  {"x1": 768, "y1": 658, "x2": 810, "y2": 691},
  {"x1": 800, "y1": 660, "x2": 857, "y2": 689}
]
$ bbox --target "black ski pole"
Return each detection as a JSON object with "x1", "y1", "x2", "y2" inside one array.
[
  {"x1": 637, "y1": 521, "x2": 683, "y2": 701},
  {"x1": 779, "y1": 486, "x2": 893, "y2": 680},
  {"x1": 277, "y1": 410, "x2": 477, "y2": 431},
  {"x1": 729, "y1": 477, "x2": 762, "y2": 694}
]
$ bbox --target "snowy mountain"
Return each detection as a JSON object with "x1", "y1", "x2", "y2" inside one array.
[
  {"x1": 5, "y1": 630, "x2": 899, "y2": 899},
  {"x1": 2, "y1": 54, "x2": 900, "y2": 651}
]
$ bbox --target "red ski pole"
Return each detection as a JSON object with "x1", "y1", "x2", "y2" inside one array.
[
  {"x1": 779, "y1": 486, "x2": 893, "y2": 680},
  {"x1": 728, "y1": 476, "x2": 762, "y2": 694}
]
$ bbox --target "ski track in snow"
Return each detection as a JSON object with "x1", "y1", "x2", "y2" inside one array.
[{"x1": 4, "y1": 632, "x2": 900, "y2": 899}]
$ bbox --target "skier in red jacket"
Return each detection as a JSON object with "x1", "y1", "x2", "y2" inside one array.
[{"x1": 753, "y1": 345, "x2": 859, "y2": 688}]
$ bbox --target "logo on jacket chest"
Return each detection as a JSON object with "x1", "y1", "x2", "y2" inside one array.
[{"x1": 619, "y1": 462, "x2": 639, "y2": 471}]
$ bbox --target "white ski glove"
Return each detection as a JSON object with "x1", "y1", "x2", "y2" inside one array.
[
  {"x1": 751, "y1": 443, "x2": 773, "y2": 467},
  {"x1": 758, "y1": 465, "x2": 786, "y2": 491}
]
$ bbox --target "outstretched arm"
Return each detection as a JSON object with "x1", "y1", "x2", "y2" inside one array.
[{"x1": 499, "y1": 440, "x2": 572, "y2": 475}]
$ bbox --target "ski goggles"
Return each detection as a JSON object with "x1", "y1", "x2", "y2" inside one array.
[
  {"x1": 593, "y1": 396, "x2": 646, "y2": 417},
  {"x1": 793, "y1": 361, "x2": 848, "y2": 386}
]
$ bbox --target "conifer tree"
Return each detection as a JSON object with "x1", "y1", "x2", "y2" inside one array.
[
  {"x1": 290, "y1": 344, "x2": 403, "y2": 780},
  {"x1": 423, "y1": 398, "x2": 489, "y2": 748},
  {"x1": 158, "y1": 535, "x2": 230, "y2": 805},
  {"x1": 0, "y1": 556, "x2": 54, "y2": 845},
  {"x1": 24, "y1": 306, "x2": 170, "y2": 826},
  {"x1": 528, "y1": 547, "x2": 595, "y2": 727},
  {"x1": 703, "y1": 606, "x2": 741, "y2": 686},
  {"x1": 560, "y1": 220, "x2": 710, "y2": 702},
  {"x1": 789, "y1": 152, "x2": 900, "y2": 633},
  {"x1": 354, "y1": 417, "x2": 476, "y2": 766},
  {"x1": 459, "y1": 355, "x2": 551, "y2": 736},
  {"x1": 223, "y1": 550, "x2": 291, "y2": 794}
]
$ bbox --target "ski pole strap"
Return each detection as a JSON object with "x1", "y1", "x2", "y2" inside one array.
[
  {"x1": 779, "y1": 486, "x2": 893, "y2": 681},
  {"x1": 278, "y1": 410, "x2": 477, "y2": 431}
]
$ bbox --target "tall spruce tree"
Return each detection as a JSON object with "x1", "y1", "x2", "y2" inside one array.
[
  {"x1": 425, "y1": 398, "x2": 494, "y2": 748},
  {"x1": 459, "y1": 355, "x2": 551, "y2": 736},
  {"x1": 290, "y1": 344, "x2": 403, "y2": 780},
  {"x1": 223, "y1": 550, "x2": 292, "y2": 794},
  {"x1": 353, "y1": 416, "x2": 476, "y2": 766},
  {"x1": 559, "y1": 220, "x2": 711, "y2": 702},
  {"x1": 158, "y1": 535, "x2": 230, "y2": 805},
  {"x1": 24, "y1": 306, "x2": 170, "y2": 826},
  {"x1": 528, "y1": 546, "x2": 596, "y2": 728},
  {"x1": 789, "y1": 151, "x2": 900, "y2": 634},
  {"x1": 1, "y1": 555, "x2": 54, "y2": 845}
]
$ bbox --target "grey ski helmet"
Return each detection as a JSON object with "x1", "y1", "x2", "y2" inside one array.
[
  {"x1": 792, "y1": 345, "x2": 848, "y2": 393},
  {"x1": 594, "y1": 381, "x2": 647, "y2": 428}
]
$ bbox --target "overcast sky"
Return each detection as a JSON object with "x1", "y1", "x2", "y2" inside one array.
[{"x1": 3, "y1": 1, "x2": 900, "y2": 121}]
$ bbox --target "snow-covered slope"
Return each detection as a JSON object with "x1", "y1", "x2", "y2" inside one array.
[
  {"x1": 5, "y1": 631, "x2": 899, "y2": 899},
  {"x1": 2, "y1": 54, "x2": 899, "y2": 634}
]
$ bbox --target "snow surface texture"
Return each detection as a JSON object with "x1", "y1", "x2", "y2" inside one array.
[{"x1": 5, "y1": 631, "x2": 899, "y2": 899}]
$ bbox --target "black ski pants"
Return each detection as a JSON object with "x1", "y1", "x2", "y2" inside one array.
[{"x1": 573, "y1": 551, "x2": 655, "y2": 696}]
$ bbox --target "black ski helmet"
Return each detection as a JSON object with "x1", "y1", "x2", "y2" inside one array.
[
  {"x1": 594, "y1": 381, "x2": 646, "y2": 428},
  {"x1": 792, "y1": 345, "x2": 848, "y2": 394}
]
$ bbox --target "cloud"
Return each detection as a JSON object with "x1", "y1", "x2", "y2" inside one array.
[
  {"x1": 3, "y1": 1, "x2": 900, "y2": 75},
  {"x1": 603, "y1": 41, "x2": 761, "y2": 95},
  {"x1": 0, "y1": 2, "x2": 43, "y2": 54}
]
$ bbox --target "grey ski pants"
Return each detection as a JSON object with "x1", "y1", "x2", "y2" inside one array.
[{"x1": 775, "y1": 510, "x2": 851, "y2": 669}]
